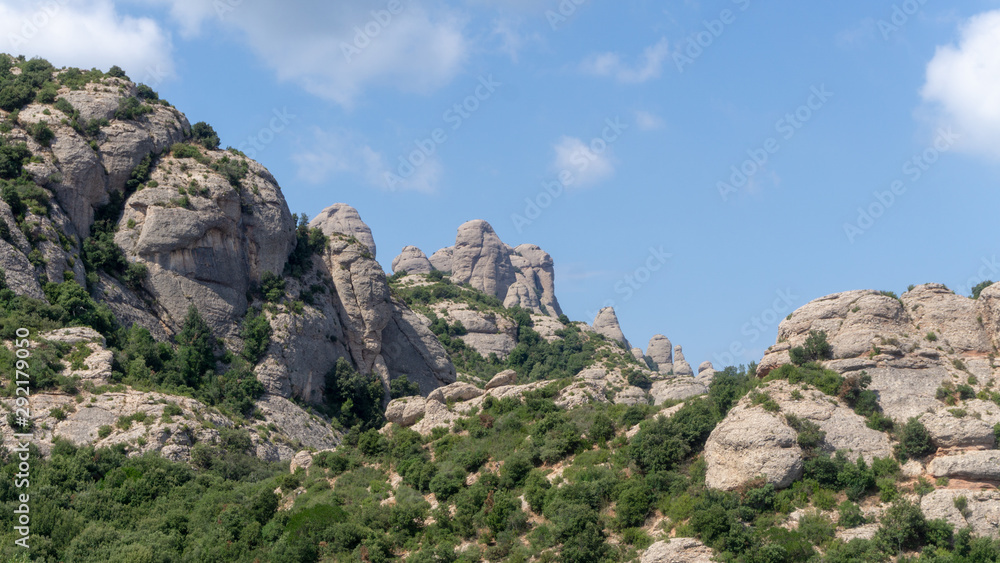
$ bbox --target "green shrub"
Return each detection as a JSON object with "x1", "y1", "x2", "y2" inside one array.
[
  {"x1": 874, "y1": 500, "x2": 927, "y2": 554},
  {"x1": 27, "y1": 121, "x2": 54, "y2": 147},
  {"x1": 798, "y1": 510, "x2": 835, "y2": 546},
  {"x1": 97, "y1": 424, "x2": 112, "y2": 438},
  {"x1": 838, "y1": 501, "x2": 865, "y2": 528},
  {"x1": 0, "y1": 141, "x2": 31, "y2": 180},
  {"x1": 896, "y1": 417, "x2": 935, "y2": 460},
  {"x1": 972, "y1": 280, "x2": 994, "y2": 299},
  {"x1": 192, "y1": 121, "x2": 220, "y2": 150},
  {"x1": 926, "y1": 331, "x2": 938, "y2": 342},
  {"x1": 115, "y1": 96, "x2": 153, "y2": 120},
  {"x1": 240, "y1": 307, "x2": 271, "y2": 363},
  {"x1": 789, "y1": 330, "x2": 832, "y2": 365}
]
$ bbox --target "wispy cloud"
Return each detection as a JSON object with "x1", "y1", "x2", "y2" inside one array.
[
  {"x1": 579, "y1": 38, "x2": 669, "y2": 84},
  {"x1": 551, "y1": 136, "x2": 615, "y2": 188},
  {"x1": 635, "y1": 110, "x2": 664, "y2": 131}
]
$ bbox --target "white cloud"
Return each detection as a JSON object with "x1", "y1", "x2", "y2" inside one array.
[
  {"x1": 921, "y1": 10, "x2": 1000, "y2": 158},
  {"x1": 580, "y1": 38, "x2": 669, "y2": 84},
  {"x1": 154, "y1": 1, "x2": 469, "y2": 108},
  {"x1": 635, "y1": 110, "x2": 664, "y2": 131},
  {"x1": 294, "y1": 128, "x2": 441, "y2": 194},
  {"x1": 0, "y1": 0, "x2": 174, "y2": 82},
  {"x1": 552, "y1": 136, "x2": 615, "y2": 188},
  {"x1": 490, "y1": 18, "x2": 540, "y2": 63}
]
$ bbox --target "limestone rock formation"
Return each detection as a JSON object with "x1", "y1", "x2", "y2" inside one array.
[
  {"x1": 705, "y1": 381, "x2": 892, "y2": 490},
  {"x1": 310, "y1": 203, "x2": 376, "y2": 257},
  {"x1": 391, "y1": 246, "x2": 433, "y2": 275},
  {"x1": 705, "y1": 403, "x2": 804, "y2": 490},
  {"x1": 928, "y1": 451, "x2": 1000, "y2": 481},
  {"x1": 116, "y1": 150, "x2": 296, "y2": 339},
  {"x1": 424, "y1": 220, "x2": 563, "y2": 317},
  {"x1": 646, "y1": 335, "x2": 673, "y2": 373},
  {"x1": 920, "y1": 489, "x2": 1000, "y2": 538},
  {"x1": 593, "y1": 307, "x2": 629, "y2": 347},
  {"x1": 428, "y1": 382, "x2": 484, "y2": 404},
  {"x1": 650, "y1": 378, "x2": 708, "y2": 405},
  {"x1": 672, "y1": 345, "x2": 694, "y2": 377},
  {"x1": 641, "y1": 539, "x2": 716, "y2": 563},
  {"x1": 485, "y1": 369, "x2": 518, "y2": 390}
]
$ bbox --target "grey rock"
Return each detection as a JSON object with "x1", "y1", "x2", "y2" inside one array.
[
  {"x1": 650, "y1": 378, "x2": 708, "y2": 405},
  {"x1": 310, "y1": 203, "x2": 376, "y2": 257},
  {"x1": 485, "y1": 369, "x2": 518, "y2": 390},
  {"x1": 386, "y1": 396, "x2": 433, "y2": 427},
  {"x1": 672, "y1": 345, "x2": 694, "y2": 377},
  {"x1": 391, "y1": 246, "x2": 433, "y2": 274},
  {"x1": 903, "y1": 284, "x2": 990, "y2": 353},
  {"x1": 928, "y1": 451, "x2": 1000, "y2": 481},
  {"x1": 641, "y1": 539, "x2": 715, "y2": 563},
  {"x1": 429, "y1": 247, "x2": 454, "y2": 273},
  {"x1": 511, "y1": 243, "x2": 563, "y2": 318},
  {"x1": 921, "y1": 489, "x2": 1000, "y2": 538},
  {"x1": 450, "y1": 220, "x2": 518, "y2": 300},
  {"x1": 381, "y1": 299, "x2": 457, "y2": 395},
  {"x1": 428, "y1": 382, "x2": 484, "y2": 404},
  {"x1": 705, "y1": 402, "x2": 804, "y2": 490},
  {"x1": 593, "y1": 307, "x2": 629, "y2": 348},
  {"x1": 647, "y1": 335, "x2": 673, "y2": 373},
  {"x1": 614, "y1": 386, "x2": 649, "y2": 406},
  {"x1": 919, "y1": 409, "x2": 998, "y2": 449}
]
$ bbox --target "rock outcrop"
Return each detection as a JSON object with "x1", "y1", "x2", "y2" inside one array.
[
  {"x1": 920, "y1": 489, "x2": 1000, "y2": 538},
  {"x1": 593, "y1": 307, "x2": 629, "y2": 347},
  {"x1": 705, "y1": 381, "x2": 892, "y2": 490},
  {"x1": 391, "y1": 246, "x2": 434, "y2": 274},
  {"x1": 928, "y1": 451, "x2": 1000, "y2": 481},
  {"x1": 310, "y1": 203, "x2": 376, "y2": 257},
  {"x1": 672, "y1": 345, "x2": 693, "y2": 376},
  {"x1": 426, "y1": 220, "x2": 563, "y2": 318},
  {"x1": 646, "y1": 335, "x2": 672, "y2": 373},
  {"x1": 641, "y1": 539, "x2": 715, "y2": 563}
]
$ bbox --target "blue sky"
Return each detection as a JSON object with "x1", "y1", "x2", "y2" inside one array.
[{"x1": 3, "y1": 0, "x2": 1000, "y2": 370}]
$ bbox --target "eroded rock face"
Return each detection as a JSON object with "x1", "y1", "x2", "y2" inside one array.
[
  {"x1": 391, "y1": 246, "x2": 433, "y2": 274},
  {"x1": 647, "y1": 335, "x2": 672, "y2": 373},
  {"x1": 485, "y1": 369, "x2": 518, "y2": 390},
  {"x1": 650, "y1": 378, "x2": 708, "y2": 405},
  {"x1": 756, "y1": 284, "x2": 1000, "y2": 426},
  {"x1": 928, "y1": 451, "x2": 1000, "y2": 481},
  {"x1": 116, "y1": 152, "x2": 296, "y2": 339},
  {"x1": 921, "y1": 489, "x2": 1000, "y2": 538},
  {"x1": 310, "y1": 203, "x2": 376, "y2": 257},
  {"x1": 705, "y1": 380, "x2": 892, "y2": 490},
  {"x1": 593, "y1": 307, "x2": 629, "y2": 347},
  {"x1": 705, "y1": 404, "x2": 804, "y2": 490},
  {"x1": 424, "y1": 220, "x2": 563, "y2": 317},
  {"x1": 381, "y1": 299, "x2": 458, "y2": 394},
  {"x1": 641, "y1": 539, "x2": 716, "y2": 563},
  {"x1": 672, "y1": 345, "x2": 694, "y2": 377},
  {"x1": 428, "y1": 382, "x2": 484, "y2": 404}
]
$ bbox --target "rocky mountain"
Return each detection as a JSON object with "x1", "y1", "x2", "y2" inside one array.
[{"x1": 2, "y1": 55, "x2": 999, "y2": 562}]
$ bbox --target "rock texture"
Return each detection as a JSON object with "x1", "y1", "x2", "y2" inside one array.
[
  {"x1": 646, "y1": 335, "x2": 672, "y2": 373},
  {"x1": 310, "y1": 203, "x2": 376, "y2": 257},
  {"x1": 672, "y1": 345, "x2": 694, "y2": 377},
  {"x1": 641, "y1": 539, "x2": 715, "y2": 563},
  {"x1": 391, "y1": 246, "x2": 434, "y2": 274},
  {"x1": 920, "y1": 489, "x2": 1000, "y2": 538},
  {"x1": 756, "y1": 284, "x2": 1000, "y2": 423},
  {"x1": 928, "y1": 451, "x2": 1000, "y2": 481},
  {"x1": 426, "y1": 220, "x2": 563, "y2": 318},
  {"x1": 593, "y1": 307, "x2": 629, "y2": 347},
  {"x1": 705, "y1": 381, "x2": 892, "y2": 490},
  {"x1": 485, "y1": 369, "x2": 518, "y2": 390}
]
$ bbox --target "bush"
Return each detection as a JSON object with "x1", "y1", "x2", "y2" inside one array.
[
  {"x1": 27, "y1": 121, "x2": 54, "y2": 147},
  {"x1": 614, "y1": 481, "x2": 652, "y2": 529},
  {"x1": 798, "y1": 510, "x2": 835, "y2": 546},
  {"x1": 389, "y1": 374, "x2": 420, "y2": 399},
  {"x1": 323, "y1": 357, "x2": 384, "y2": 430},
  {"x1": 874, "y1": 500, "x2": 927, "y2": 554},
  {"x1": 192, "y1": 121, "x2": 221, "y2": 150},
  {"x1": 838, "y1": 501, "x2": 865, "y2": 528},
  {"x1": 896, "y1": 417, "x2": 935, "y2": 460},
  {"x1": 115, "y1": 96, "x2": 153, "y2": 120},
  {"x1": 789, "y1": 330, "x2": 832, "y2": 365},
  {"x1": 0, "y1": 141, "x2": 31, "y2": 180},
  {"x1": 240, "y1": 307, "x2": 271, "y2": 363},
  {"x1": 972, "y1": 280, "x2": 994, "y2": 299}
]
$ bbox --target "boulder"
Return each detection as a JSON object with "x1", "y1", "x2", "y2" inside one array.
[
  {"x1": 391, "y1": 246, "x2": 433, "y2": 275},
  {"x1": 428, "y1": 382, "x2": 484, "y2": 404},
  {"x1": 386, "y1": 396, "x2": 433, "y2": 427},
  {"x1": 650, "y1": 378, "x2": 708, "y2": 404},
  {"x1": 928, "y1": 451, "x2": 1000, "y2": 481},
  {"x1": 919, "y1": 409, "x2": 998, "y2": 449},
  {"x1": 705, "y1": 404, "x2": 804, "y2": 490},
  {"x1": 485, "y1": 369, "x2": 518, "y2": 390},
  {"x1": 614, "y1": 386, "x2": 649, "y2": 406},
  {"x1": 593, "y1": 307, "x2": 629, "y2": 347},
  {"x1": 429, "y1": 247, "x2": 454, "y2": 273}
]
